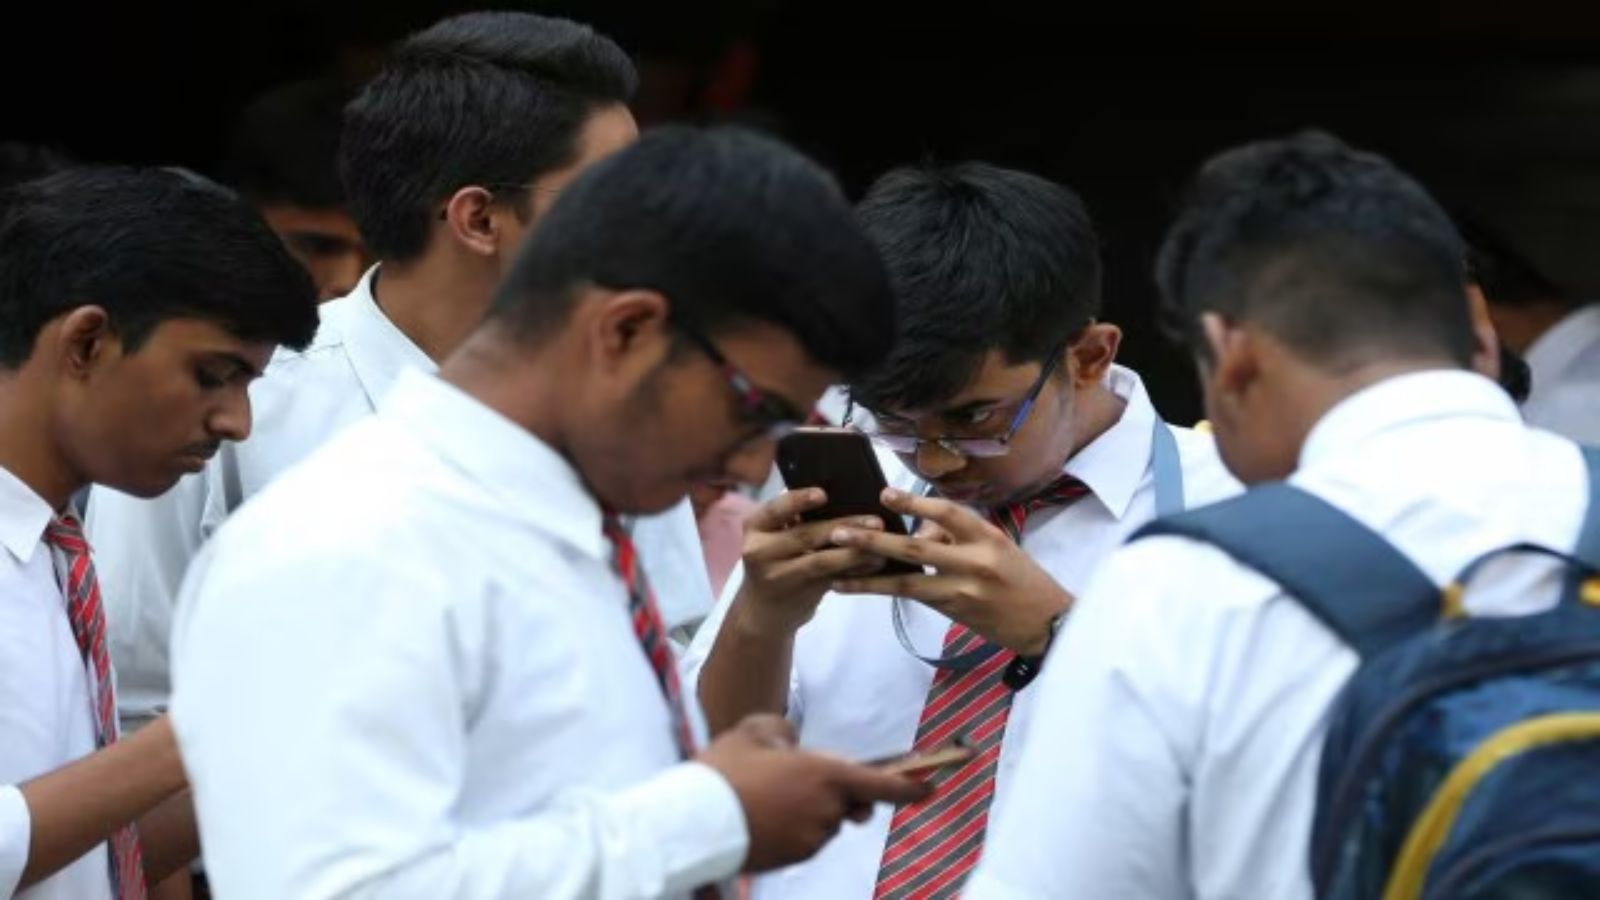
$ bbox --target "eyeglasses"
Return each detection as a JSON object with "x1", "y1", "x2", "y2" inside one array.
[
  {"x1": 674, "y1": 320, "x2": 809, "y2": 442},
  {"x1": 862, "y1": 339, "x2": 1070, "y2": 459}
]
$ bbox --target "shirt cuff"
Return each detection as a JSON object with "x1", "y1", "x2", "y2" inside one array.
[
  {"x1": 611, "y1": 761, "x2": 747, "y2": 895},
  {"x1": 0, "y1": 784, "x2": 31, "y2": 897}
]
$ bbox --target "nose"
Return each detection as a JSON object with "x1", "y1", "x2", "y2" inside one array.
[
  {"x1": 209, "y1": 386, "x2": 253, "y2": 442},
  {"x1": 724, "y1": 438, "x2": 779, "y2": 489},
  {"x1": 912, "y1": 440, "x2": 968, "y2": 480}
]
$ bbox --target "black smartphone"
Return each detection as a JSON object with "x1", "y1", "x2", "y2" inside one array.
[{"x1": 776, "y1": 428, "x2": 921, "y2": 576}]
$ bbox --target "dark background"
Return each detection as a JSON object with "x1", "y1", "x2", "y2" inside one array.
[{"x1": 6, "y1": 0, "x2": 1600, "y2": 420}]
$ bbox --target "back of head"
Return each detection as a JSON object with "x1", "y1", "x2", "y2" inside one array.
[
  {"x1": 848, "y1": 162, "x2": 1102, "y2": 412},
  {"x1": 0, "y1": 166, "x2": 319, "y2": 368},
  {"x1": 225, "y1": 79, "x2": 353, "y2": 211},
  {"x1": 341, "y1": 11, "x2": 638, "y2": 263},
  {"x1": 490, "y1": 125, "x2": 895, "y2": 378},
  {"x1": 1156, "y1": 131, "x2": 1473, "y2": 371}
]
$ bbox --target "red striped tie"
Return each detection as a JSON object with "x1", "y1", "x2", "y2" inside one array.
[
  {"x1": 872, "y1": 476, "x2": 1090, "y2": 899},
  {"x1": 44, "y1": 513, "x2": 147, "y2": 900},
  {"x1": 605, "y1": 514, "x2": 739, "y2": 900}
]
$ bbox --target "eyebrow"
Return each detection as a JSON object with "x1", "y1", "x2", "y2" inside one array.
[
  {"x1": 202, "y1": 351, "x2": 263, "y2": 380},
  {"x1": 938, "y1": 399, "x2": 1003, "y2": 417}
]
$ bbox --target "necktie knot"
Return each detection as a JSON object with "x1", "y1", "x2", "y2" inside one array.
[
  {"x1": 988, "y1": 475, "x2": 1091, "y2": 544},
  {"x1": 45, "y1": 512, "x2": 90, "y2": 554}
]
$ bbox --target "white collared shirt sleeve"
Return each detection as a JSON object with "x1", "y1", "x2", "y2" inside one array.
[
  {"x1": 964, "y1": 539, "x2": 1202, "y2": 900},
  {"x1": 0, "y1": 784, "x2": 29, "y2": 896},
  {"x1": 174, "y1": 539, "x2": 746, "y2": 900}
]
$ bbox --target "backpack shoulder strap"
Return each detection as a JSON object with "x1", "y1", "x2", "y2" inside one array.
[
  {"x1": 1132, "y1": 484, "x2": 1438, "y2": 658},
  {"x1": 1575, "y1": 445, "x2": 1600, "y2": 570},
  {"x1": 1150, "y1": 419, "x2": 1186, "y2": 517}
]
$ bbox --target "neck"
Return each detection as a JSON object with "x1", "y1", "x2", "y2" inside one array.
[
  {"x1": 1277, "y1": 356, "x2": 1463, "y2": 472},
  {"x1": 0, "y1": 374, "x2": 82, "y2": 512},
  {"x1": 1489, "y1": 301, "x2": 1571, "y2": 356},
  {"x1": 1066, "y1": 379, "x2": 1127, "y2": 457},
  {"x1": 439, "y1": 328, "x2": 567, "y2": 454},
  {"x1": 371, "y1": 254, "x2": 499, "y2": 362}
]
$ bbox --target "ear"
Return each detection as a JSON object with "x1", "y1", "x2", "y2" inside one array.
[
  {"x1": 53, "y1": 306, "x2": 119, "y2": 380},
  {"x1": 1200, "y1": 311, "x2": 1259, "y2": 402},
  {"x1": 589, "y1": 288, "x2": 673, "y2": 370},
  {"x1": 1066, "y1": 322, "x2": 1121, "y2": 387},
  {"x1": 440, "y1": 186, "x2": 502, "y2": 258},
  {"x1": 1464, "y1": 284, "x2": 1502, "y2": 381}
]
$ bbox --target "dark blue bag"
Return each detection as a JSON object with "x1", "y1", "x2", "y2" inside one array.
[{"x1": 1132, "y1": 446, "x2": 1600, "y2": 900}]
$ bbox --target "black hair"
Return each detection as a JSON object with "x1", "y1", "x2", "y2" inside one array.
[
  {"x1": 1457, "y1": 218, "x2": 1570, "y2": 311},
  {"x1": 847, "y1": 162, "x2": 1103, "y2": 412},
  {"x1": 0, "y1": 166, "x2": 319, "y2": 368},
  {"x1": 490, "y1": 125, "x2": 895, "y2": 379},
  {"x1": 340, "y1": 11, "x2": 637, "y2": 262},
  {"x1": 224, "y1": 79, "x2": 353, "y2": 210},
  {"x1": 1156, "y1": 131, "x2": 1474, "y2": 370}
]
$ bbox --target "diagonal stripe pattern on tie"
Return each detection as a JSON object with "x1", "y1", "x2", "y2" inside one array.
[
  {"x1": 603, "y1": 513, "x2": 733, "y2": 900},
  {"x1": 872, "y1": 475, "x2": 1091, "y2": 899},
  {"x1": 45, "y1": 513, "x2": 147, "y2": 900}
]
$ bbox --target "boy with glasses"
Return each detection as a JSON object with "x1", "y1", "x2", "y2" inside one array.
[
  {"x1": 684, "y1": 162, "x2": 1241, "y2": 899},
  {"x1": 170, "y1": 126, "x2": 929, "y2": 899}
]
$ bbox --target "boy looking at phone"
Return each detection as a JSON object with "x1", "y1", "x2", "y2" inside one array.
[{"x1": 683, "y1": 162, "x2": 1240, "y2": 898}]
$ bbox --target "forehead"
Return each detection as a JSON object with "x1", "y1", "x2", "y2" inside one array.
[
  {"x1": 877, "y1": 348, "x2": 1047, "y2": 417},
  {"x1": 132, "y1": 318, "x2": 275, "y2": 370}
]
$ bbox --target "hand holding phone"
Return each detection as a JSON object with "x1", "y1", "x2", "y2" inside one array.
[{"x1": 776, "y1": 428, "x2": 921, "y2": 576}]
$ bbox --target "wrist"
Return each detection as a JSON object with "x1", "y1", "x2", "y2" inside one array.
[{"x1": 730, "y1": 589, "x2": 805, "y2": 642}]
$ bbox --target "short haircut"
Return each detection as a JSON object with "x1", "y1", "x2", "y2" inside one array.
[
  {"x1": 224, "y1": 79, "x2": 353, "y2": 210},
  {"x1": 847, "y1": 162, "x2": 1103, "y2": 412},
  {"x1": 1156, "y1": 131, "x2": 1474, "y2": 370},
  {"x1": 1458, "y1": 218, "x2": 1570, "y2": 310},
  {"x1": 340, "y1": 11, "x2": 638, "y2": 262},
  {"x1": 0, "y1": 166, "x2": 319, "y2": 368},
  {"x1": 490, "y1": 125, "x2": 896, "y2": 379}
]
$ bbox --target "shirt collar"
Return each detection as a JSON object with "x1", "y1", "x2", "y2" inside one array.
[
  {"x1": 1060, "y1": 364, "x2": 1159, "y2": 521},
  {"x1": 342, "y1": 266, "x2": 438, "y2": 409},
  {"x1": 0, "y1": 464, "x2": 54, "y2": 564},
  {"x1": 1526, "y1": 304, "x2": 1600, "y2": 385},
  {"x1": 378, "y1": 368, "x2": 608, "y2": 563},
  {"x1": 1299, "y1": 369, "x2": 1521, "y2": 472}
]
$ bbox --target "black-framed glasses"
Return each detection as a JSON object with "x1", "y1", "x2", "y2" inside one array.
[
  {"x1": 862, "y1": 338, "x2": 1071, "y2": 458},
  {"x1": 674, "y1": 320, "x2": 809, "y2": 441}
]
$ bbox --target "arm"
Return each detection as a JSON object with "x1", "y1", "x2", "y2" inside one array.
[
  {"x1": 696, "y1": 489, "x2": 890, "y2": 735},
  {"x1": 172, "y1": 542, "x2": 921, "y2": 899},
  {"x1": 962, "y1": 544, "x2": 1199, "y2": 900},
  {"x1": 15, "y1": 717, "x2": 188, "y2": 889}
]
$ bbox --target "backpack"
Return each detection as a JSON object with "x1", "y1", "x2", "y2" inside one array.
[{"x1": 1131, "y1": 445, "x2": 1600, "y2": 900}]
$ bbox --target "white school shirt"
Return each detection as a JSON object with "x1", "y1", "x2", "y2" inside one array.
[
  {"x1": 86, "y1": 266, "x2": 713, "y2": 730},
  {"x1": 1522, "y1": 303, "x2": 1600, "y2": 444},
  {"x1": 680, "y1": 365, "x2": 1241, "y2": 900},
  {"x1": 0, "y1": 465, "x2": 112, "y2": 900},
  {"x1": 965, "y1": 370, "x2": 1592, "y2": 900},
  {"x1": 170, "y1": 369, "x2": 747, "y2": 899}
]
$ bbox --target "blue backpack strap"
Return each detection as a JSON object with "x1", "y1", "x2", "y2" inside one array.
[
  {"x1": 1131, "y1": 484, "x2": 1438, "y2": 658},
  {"x1": 1150, "y1": 419, "x2": 1185, "y2": 517},
  {"x1": 1576, "y1": 445, "x2": 1600, "y2": 570}
]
